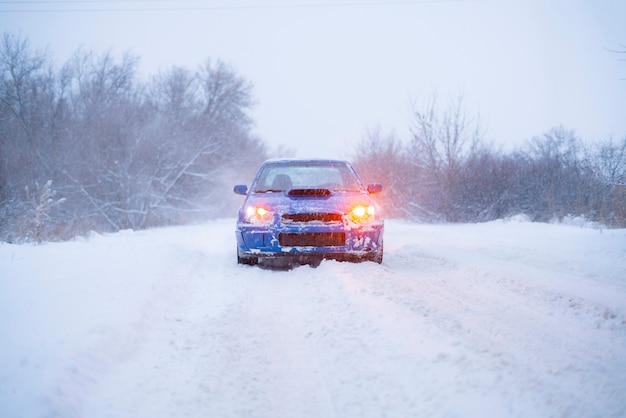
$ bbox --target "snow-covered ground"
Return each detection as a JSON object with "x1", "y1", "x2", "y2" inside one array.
[{"x1": 1, "y1": 218, "x2": 625, "y2": 418}]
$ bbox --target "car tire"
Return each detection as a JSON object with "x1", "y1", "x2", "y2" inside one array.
[
  {"x1": 370, "y1": 245, "x2": 383, "y2": 264},
  {"x1": 237, "y1": 248, "x2": 258, "y2": 265},
  {"x1": 308, "y1": 257, "x2": 322, "y2": 268}
]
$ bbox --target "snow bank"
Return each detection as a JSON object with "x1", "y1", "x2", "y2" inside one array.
[{"x1": 1, "y1": 219, "x2": 625, "y2": 417}]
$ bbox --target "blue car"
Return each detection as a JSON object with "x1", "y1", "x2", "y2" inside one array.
[{"x1": 234, "y1": 159, "x2": 384, "y2": 267}]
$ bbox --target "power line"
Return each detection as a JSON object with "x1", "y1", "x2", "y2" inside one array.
[
  {"x1": 0, "y1": 0, "x2": 469, "y2": 13},
  {"x1": 0, "y1": 0, "x2": 175, "y2": 3}
]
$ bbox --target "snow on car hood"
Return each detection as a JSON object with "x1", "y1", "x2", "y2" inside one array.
[{"x1": 245, "y1": 189, "x2": 378, "y2": 216}]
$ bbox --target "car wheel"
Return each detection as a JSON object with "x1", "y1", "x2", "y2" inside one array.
[
  {"x1": 308, "y1": 257, "x2": 322, "y2": 268},
  {"x1": 237, "y1": 248, "x2": 258, "y2": 265},
  {"x1": 370, "y1": 246, "x2": 383, "y2": 264}
]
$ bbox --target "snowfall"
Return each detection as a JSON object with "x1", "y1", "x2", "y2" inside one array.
[{"x1": 1, "y1": 217, "x2": 625, "y2": 418}]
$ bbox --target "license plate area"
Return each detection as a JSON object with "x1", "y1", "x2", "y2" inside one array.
[{"x1": 278, "y1": 232, "x2": 345, "y2": 247}]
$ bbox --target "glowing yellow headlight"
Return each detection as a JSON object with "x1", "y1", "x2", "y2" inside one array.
[
  {"x1": 350, "y1": 205, "x2": 376, "y2": 221},
  {"x1": 245, "y1": 206, "x2": 271, "y2": 222},
  {"x1": 352, "y1": 206, "x2": 367, "y2": 217},
  {"x1": 255, "y1": 207, "x2": 269, "y2": 217}
]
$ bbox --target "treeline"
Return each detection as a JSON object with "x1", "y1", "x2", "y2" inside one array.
[
  {"x1": 352, "y1": 97, "x2": 626, "y2": 227},
  {"x1": 1, "y1": 34, "x2": 268, "y2": 243},
  {"x1": 2, "y1": 34, "x2": 625, "y2": 243}
]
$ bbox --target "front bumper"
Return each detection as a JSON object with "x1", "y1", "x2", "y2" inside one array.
[{"x1": 236, "y1": 221, "x2": 384, "y2": 259}]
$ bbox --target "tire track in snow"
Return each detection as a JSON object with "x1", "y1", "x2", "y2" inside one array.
[
  {"x1": 345, "y1": 237, "x2": 626, "y2": 417},
  {"x1": 76, "y1": 220, "x2": 626, "y2": 418}
]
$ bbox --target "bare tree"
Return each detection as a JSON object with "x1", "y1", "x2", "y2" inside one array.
[
  {"x1": 406, "y1": 94, "x2": 483, "y2": 221},
  {"x1": 58, "y1": 48, "x2": 142, "y2": 229},
  {"x1": 352, "y1": 127, "x2": 409, "y2": 218},
  {"x1": 0, "y1": 33, "x2": 62, "y2": 240},
  {"x1": 594, "y1": 136, "x2": 626, "y2": 186},
  {"x1": 591, "y1": 136, "x2": 626, "y2": 226},
  {"x1": 146, "y1": 59, "x2": 263, "y2": 221},
  {"x1": 520, "y1": 126, "x2": 593, "y2": 220},
  {"x1": 198, "y1": 59, "x2": 255, "y2": 128},
  {"x1": 0, "y1": 33, "x2": 53, "y2": 178}
]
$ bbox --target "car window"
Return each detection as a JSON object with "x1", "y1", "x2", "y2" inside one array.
[{"x1": 253, "y1": 162, "x2": 363, "y2": 192}]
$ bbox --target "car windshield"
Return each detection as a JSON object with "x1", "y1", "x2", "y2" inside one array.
[{"x1": 253, "y1": 161, "x2": 363, "y2": 192}]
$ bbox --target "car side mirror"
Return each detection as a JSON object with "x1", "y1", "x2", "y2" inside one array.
[
  {"x1": 234, "y1": 185, "x2": 248, "y2": 195},
  {"x1": 367, "y1": 183, "x2": 382, "y2": 194}
]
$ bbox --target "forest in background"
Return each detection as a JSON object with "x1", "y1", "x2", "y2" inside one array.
[
  {"x1": 1, "y1": 33, "x2": 625, "y2": 243},
  {"x1": 352, "y1": 100, "x2": 626, "y2": 228},
  {"x1": 1, "y1": 34, "x2": 268, "y2": 243}
]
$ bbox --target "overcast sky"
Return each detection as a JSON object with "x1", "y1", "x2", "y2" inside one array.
[{"x1": 2, "y1": 0, "x2": 625, "y2": 158}]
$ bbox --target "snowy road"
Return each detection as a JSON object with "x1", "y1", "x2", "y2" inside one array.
[{"x1": 1, "y1": 219, "x2": 625, "y2": 417}]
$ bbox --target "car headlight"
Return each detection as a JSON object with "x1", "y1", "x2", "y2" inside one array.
[
  {"x1": 349, "y1": 205, "x2": 376, "y2": 222},
  {"x1": 244, "y1": 206, "x2": 272, "y2": 223}
]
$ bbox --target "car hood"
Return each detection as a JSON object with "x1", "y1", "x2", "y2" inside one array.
[{"x1": 244, "y1": 189, "x2": 378, "y2": 215}]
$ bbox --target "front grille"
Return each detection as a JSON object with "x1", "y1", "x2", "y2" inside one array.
[
  {"x1": 279, "y1": 232, "x2": 346, "y2": 247},
  {"x1": 282, "y1": 213, "x2": 343, "y2": 223}
]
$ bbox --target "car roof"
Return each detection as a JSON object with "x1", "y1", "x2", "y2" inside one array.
[{"x1": 261, "y1": 158, "x2": 351, "y2": 165}]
